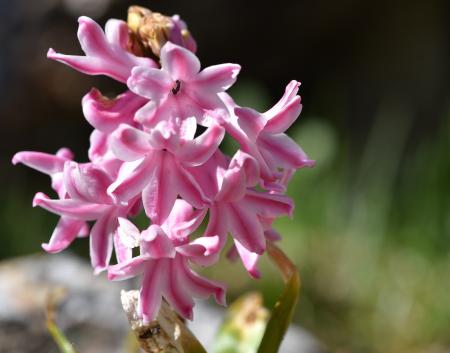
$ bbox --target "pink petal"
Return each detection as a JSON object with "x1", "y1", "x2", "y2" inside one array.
[
  {"x1": 176, "y1": 124, "x2": 225, "y2": 167},
  {"x1": 172, "y1": 208, "x2": 207, "y2": 241},
  {"x1": 88, "y1": 129, "x2": 109, "y2": 162},
  {"x1": 204, "y1": 204, "x2": 228, "y2": 240},
  {"x1": 164, "y1": 257, "x2": 195, "y2": 320},
  {"x1": 134, "y1": 98, "x2": 174, "y2": 127},
  {"x1": 42, "y1": 217, "x2": 86, "y2": 253},
  {"x1": 179, "y1": 256, "x2": 226, "y2": 305},
  {"x1": 127, "y1": 66, "x2": 173, "y2": 101},
  {"x1": 226, "y1": 203, "x2": 266, "y2": 255},
  {"x1": 160, "y1": 42, "x2": 200, "y2": 81},
  {"x1": 110, "y1": 124, "x2": 154, "y2": 162},
  {"x1": 63, "y1": 161, "x2": 112, "y2": 204},
  {"x1": 82, "y1": 89, "x2": 146, "y2": 133},
  {"x1": 264, "y1": 80, "x2": 300, "y2": 120},
  {"x1": 104, "y1": 19, "x2": 129, "y2": 49},
  {"x1": 48, "y1": 17, "x2": 155, "y2": 83},
  {"x1": 258, "y1": 132, "x2": 315, "y2": 170},
  {"x1": 33, "y1": 192, "x2": 110, "y2": 220},
  {"x1": 175, "y1": 243, "x2": 206, "y2": 257},
  {"x1": 117, "y1": 217, "x2": 140, "y2": 247},
  {"x1": 264, "y1": 96, "x2": 302, "y2": 134},
  {"x1": 114, "y1": 231, "x2": 132, "y2": 263},
  {"x1": 244, "y1": 190, "x2": 294, "y2": 218},
  {"x1": 175, "y1": 163, "x2": 211, "y2": 209},
  {"x1": 164, "y1": 200, "x2": 206, "y2": 240},
  {"x1": 107, "y1": 157, "x2": 155, "y2": 205},
  {"x1": 187, "y1": 235, "x2": 223, "y2": 266},
  {"x1": 216, "y1": 151, "x2": 259, "y2": 202},
  {"x1": 90, "y1": 212, "x2": 116, "y2": 274},
  {"x1": 184, "y1": 89, "x2": 227, "y2": 113},
  {"x1": 142, "y1": 152, "x2": 178, "y2": 225},
  {"x1": 234, "y1": 240, "x2": 261, "y2": 278},
  {"x1": 141, "y1": 260, "x2": 165, "y2": 323},
  {"x1": 108, "y1": 255, "x2": 149, "y2": 281},
  {"x1": 233, "y1": 107, "x2": 266, "y2": 142},
  {"x1": 141, "y1": 225, "x2": 176, "y2": 258},
  {"x1": 192, "y1": 64, "x2": 241, "y2": 92},
  {"x1": 12, "y1": 150, "x2": 71, "y2": 175}
]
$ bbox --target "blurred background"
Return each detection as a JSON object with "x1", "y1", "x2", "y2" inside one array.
[{"x1": 1, "y1": 0, "x2": 449, "y2": 352}]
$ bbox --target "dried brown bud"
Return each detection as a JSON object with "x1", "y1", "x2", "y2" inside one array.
[
  {"x1": 127, "y1": 6, "x2": 197, "y2": 58},
  {"x1": 128, "y1": 6, "x2": 174, "y2": 57}
]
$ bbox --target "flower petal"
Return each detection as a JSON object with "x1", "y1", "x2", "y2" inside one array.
[
  {"x1": 110, "y1": 124, "x2": 154, "y2": 162},
  {"x1": 264, "y1": 81, "x2": 300, "y2": 121},
  {"x1": 179, "y1": 256, "x2": 226, "y2": 305},
  {"x1": 226, "y1": 203, "x2": 266, "y2": 255},
  {"x1": 164, "y1": 257, "x2": 195, "y2": 320},
  {"x1": 33, "y1": 192, "x2": 110, "y2": 220},
  {"x1": 142, "y1": 152, "x2": 178, "y2": 225},
  {"x1": 114, "y1": 231, "x2": 132, "y2": 263},
  {"x1": 90, "y1": 211, "x2": 116, "y2": 273},
  {"x1": 127, "y1": 66, "x2": 173, "y2": 101},
  {"x1": 141, "y1": 225, "x2": 176, "y2": 259},
  {"x1": 104, "y1": 19, "x2": 129, "y2": 49},
  {"x1": 82, "y1": 89, "x2": 146, "y2": 133},
  {"x1": 117, "y1": 217, "x2": 141, "y2": 248},
  {"x1": 42, "y1": 217, "x2": 86, "y2": 253},
  {"x1": 175, "y1": 163, "x2": 211, "y2": 209},
  {"x1": 140, "y1": 260, "x2": 165, "y2": 323},
  {"x1": 160, "y1": 42, "x2": 200, "y2": 80},
  {"x1": 244, "y1": 190, "x2": 294, "y2": 218},
  {"x1": 216, "y1": 151, "x2": 259, "y2": 202},
  {"x1": 258, "y1": 132, "x2": 315, "y2": 170},
  {"x1": 176, "y1": 124, "x2": 225, "y2": 167},
  {"x1": 233, "y1": 107, "x2": 266, "y2": 142},
  {"x1": 108, "y1": 255, "x2": 149, "y2": 281},
  {"x1": 234, "y1": 240, "x2": 261, "y2": 278},
  {"x1": 107, "y1": 157, "x2": 155, "y2": 205},
  {"x1": 264, "y1": 95, "x2": 302, "y2": 134},
  {"x1": 192, "y1": 63, "x2": 240, "y2": 92},
  {"x1": 12, "y1": 149, "x2": 71, "y2": 175},
  {"x1": 48, "y1": 17, "x2": 156, "y2": 82},
  {"x1": 163, "y1": 199, "x2": 207, "y2": 240},
  {"x1": 63, "y1": 161, "x2": 112, "y2": 204}
]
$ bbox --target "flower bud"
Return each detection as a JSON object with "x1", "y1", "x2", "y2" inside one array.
[{"x1": 127, "y1": 6, "x2": 197, "y2": 57}]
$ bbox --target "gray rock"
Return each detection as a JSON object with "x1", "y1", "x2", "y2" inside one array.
[{"x1": 0, "y1": 254, "x2": 325, "y2": 353}]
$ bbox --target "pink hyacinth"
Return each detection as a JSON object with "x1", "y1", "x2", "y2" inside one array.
[{"x1": 13, "y1": 11, "x2": 313, "y2": 322}]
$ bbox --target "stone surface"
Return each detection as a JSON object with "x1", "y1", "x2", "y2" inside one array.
[{"x1": 0, "y1": 253, "x2": 326, "y2": 353}]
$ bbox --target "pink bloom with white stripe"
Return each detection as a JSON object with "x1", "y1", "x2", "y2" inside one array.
[
  {"x1": 108, "y1": 200, "x2": 225, "y2": 322},
  {"x1": 13, "y1": 10, "x2": 313, "y2": 322},
  {"x1": 127, "y1": 42, "x2": 240, "y2": 127},
  {"x1": 221, "y1": 81, "x2": 315, "y2": 191}
]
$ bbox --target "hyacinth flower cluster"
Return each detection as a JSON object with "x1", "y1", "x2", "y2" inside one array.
[{"x1": 13, "y1": 8, "x2": 313, "y2": 323}]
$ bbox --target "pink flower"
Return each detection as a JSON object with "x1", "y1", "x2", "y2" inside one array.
[
  {"x1": 12, "y1": 149, "x2": 90, "y2": 254},
  {"x1": 106, "y1": 119, "x2": 224, "y2": 224},
  {"x1": 14, "y1": 9, "x2": 314, "y2": 322},
  {"x1": 31, "y1": 161, "x2": 140, "y2": 273},
  {"x1": 127, "y1": 42, "x2": 240, "y2": 126},
  {"x1": 189, "y1": 151, "x2": 294, "y2": 277},
  {"x1": 221, "y1": 81, "x2": 315, "y2": 190},
  {"x1": 108, "y1": 200, "x2": 225, "y2": 322},
  {"x1": 48, "y1": 17, "x2": 156, "y2": 82}
]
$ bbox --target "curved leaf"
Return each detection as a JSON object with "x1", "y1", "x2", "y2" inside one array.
[{"x1": 256, "y1": 242, "x2": 300, "y2": 353}]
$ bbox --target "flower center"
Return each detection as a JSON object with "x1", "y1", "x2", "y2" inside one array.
[{"x1": 171, "y1": 80, "x2": 181, "y2": 95}]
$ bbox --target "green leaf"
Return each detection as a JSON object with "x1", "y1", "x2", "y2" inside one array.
[
  {"x1": 214, "y1": 293, "x2": 269, "y2": 353},
  {"x1": 46, "y1": 319, "x2": 78, "y2": 353},
  {"x1": 45, "y1": 289, "x2": 78, "y2": 353},
  {"x1": 257, "y1": 243, "x2": 300, "y2": 353}
]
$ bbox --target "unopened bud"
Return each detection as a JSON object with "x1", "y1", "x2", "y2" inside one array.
[{"x1": 127, "y1": 6, "x2": 197, "y2": 58}]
